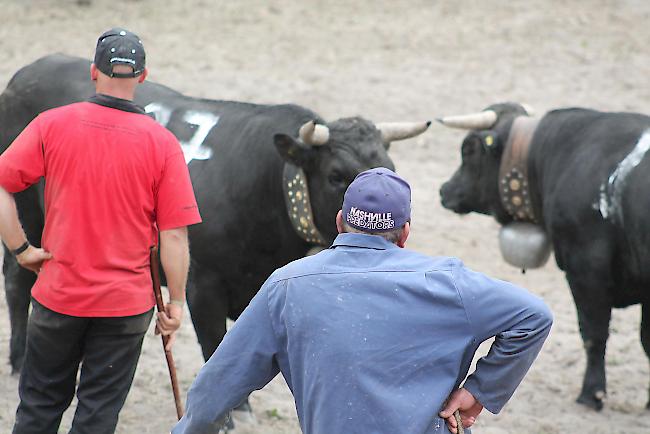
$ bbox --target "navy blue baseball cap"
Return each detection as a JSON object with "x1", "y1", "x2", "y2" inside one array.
[
  {"x1": 94, "y1": 27, "x2": 145, "y2": 78},
  {"x1": 342, "y1": 167, "x2": 411, "y2": 232}
]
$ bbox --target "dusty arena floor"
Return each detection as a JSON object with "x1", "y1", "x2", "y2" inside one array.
[{"x1": 1, "y1": 1, "x2": 650, "y2": 433}]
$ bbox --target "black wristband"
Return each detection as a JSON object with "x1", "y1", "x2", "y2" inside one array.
[{"x1": 12, "y1": 241, "x2": 30, "y2": 256}]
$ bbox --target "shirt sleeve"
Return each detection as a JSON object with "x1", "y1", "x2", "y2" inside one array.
[
  {"x1": 172, "y1": 285, "x2": 280, "y2": 434},
  {"x1": 155, "y1": 136, "x2": 202, "y2": 230},
  {"x1": 454, "y1": 263, "x2": 553, "y2": 414},
  {"x1": 0, "y1": 117, "x2": 45, "y2": 193}
]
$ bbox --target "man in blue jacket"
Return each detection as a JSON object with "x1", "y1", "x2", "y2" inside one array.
[{"x1": 173, "y1": 167, "x2": 553, "y2": 434}]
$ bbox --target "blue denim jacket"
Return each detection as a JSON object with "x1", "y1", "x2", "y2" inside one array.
[{"x1": 173, "y1": 233, "x2": 553, "y2": 434}]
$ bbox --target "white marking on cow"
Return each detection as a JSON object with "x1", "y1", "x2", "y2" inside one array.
[
  {"x1": 599, "y1": 129, "x2": 650, "y2": 223},
  {"x1": 180, "y1": 111, "x2": 219, "y2": 164},
  {"x1": 145, "y1": 103, "x2": 218, "y2": 164},
  {"x1": 145, "y1": 103, "x2": 172, "y2": 126}
]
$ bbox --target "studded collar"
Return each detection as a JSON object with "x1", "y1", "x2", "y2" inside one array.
[
  {"x1": 282, "y1": 163, "x2": 329, "y2": 246},
  {"x1": 498, "y1": 116, "x2": 541, "y2": 223}
]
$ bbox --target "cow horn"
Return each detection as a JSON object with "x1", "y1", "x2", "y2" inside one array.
[
  {"x1": 376, "y1": 121, "x2": 431, "y2": 142},
  {"x1": 298, "y1": 120, "x2": 330, "y2": 146},
  {"x1": 436, "y1": 110, "x2": 498, "y2": 130},
  {"x1": 521, "y1": 103, "x2": 535, "y2": 116}
]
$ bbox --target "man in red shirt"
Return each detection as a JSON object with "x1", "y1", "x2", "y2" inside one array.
[{"x1": 0, "y1": 28, "x2": 202, "y2": 434}]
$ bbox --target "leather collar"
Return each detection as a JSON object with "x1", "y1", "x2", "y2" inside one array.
[
  {"x1": 283, "y1": 163, "x2": 328, "y2": 246},
  {"x1": 498, "y1": 116, "x2": 541, "y2": 223}
]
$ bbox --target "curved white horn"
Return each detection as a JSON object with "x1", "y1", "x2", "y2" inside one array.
[
  {"x1": 436, "y1": 110, "x2": 497, "y2": 130},
  {"x1": 298, "y1": 120, "x2": 330, "y2": 146},
  {"x1": 376, "y1": 121, "x2": 431, "y2": 142},
  {"x1": 520, "y1": 103, "x2": 535, "y2": 116}
]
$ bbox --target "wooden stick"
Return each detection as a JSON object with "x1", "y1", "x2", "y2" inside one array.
[{"x1": 150, "y1": 246, "x2": 184, "y2": 420}]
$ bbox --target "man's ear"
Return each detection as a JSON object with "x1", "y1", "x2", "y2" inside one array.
[
  {"x1": 274, "y1": 133, "x2": 315, "y2": 167},
  {"x1": 138, "y1": 67, "x2": 148, "y2": 83},
  {"x1": 397, "y1": 222, "x2": 410, "y2": 248},
  {"x1": 336, "y1": 210, "x2": 345, "y2": 234},
  {"x1": 90, "y1": 63, "x2": 98, "y2": 81}
]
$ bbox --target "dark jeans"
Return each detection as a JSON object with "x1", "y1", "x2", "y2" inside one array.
[{"x1": 13, "y1": 299, "x2": 153, "y2": 434}]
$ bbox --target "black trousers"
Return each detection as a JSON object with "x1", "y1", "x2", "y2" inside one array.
[{"x1": 13, "y1": 299, "x2": 153, "y2": 434}]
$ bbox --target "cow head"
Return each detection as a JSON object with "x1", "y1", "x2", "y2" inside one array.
[
  {"x1": 274, "y1": 117, "x2": 429, "y2": 242},
  {"x1": 438, "y1": 102, "x2": 532, "y2": 224}
]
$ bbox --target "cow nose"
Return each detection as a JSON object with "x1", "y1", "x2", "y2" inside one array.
[{"x1": 439, "y1": 181, "x2": 460, "y2": 211}]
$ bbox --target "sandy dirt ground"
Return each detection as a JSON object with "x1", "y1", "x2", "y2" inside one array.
[{"x1": 1, "y1": 0, "x2": 650, "y2": 433}]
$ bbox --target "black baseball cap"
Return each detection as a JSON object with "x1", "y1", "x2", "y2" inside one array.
[{"x1": 94, "y1": 27, "x2": 146, "y2": 78}]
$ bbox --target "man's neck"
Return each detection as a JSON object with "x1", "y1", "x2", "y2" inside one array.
[{"x1": 94, "y1": 85, "x2": 135, "y2": 101}]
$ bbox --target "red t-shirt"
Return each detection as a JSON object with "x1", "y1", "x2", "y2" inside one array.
[{"x1": 0, "y1": 100, "x2": 202, "y2": 316}]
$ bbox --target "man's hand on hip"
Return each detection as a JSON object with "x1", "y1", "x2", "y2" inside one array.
[
  {"x1": 439, "y1": 387, "x2": 483, "y2": 433},
  {"x1": 17, "y1": 245, "x2": 52, "y2": 274},
  {"x1": 156, "y1": 302, "x2": 183, "y2": 351}
]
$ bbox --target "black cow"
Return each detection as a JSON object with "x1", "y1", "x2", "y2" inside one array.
[
  {"x1": 438, "y1": 102, "x2": 650, "y2": 410},
  {"x1": 0, "y1": 54, "x2": 430, "y2": 376}
]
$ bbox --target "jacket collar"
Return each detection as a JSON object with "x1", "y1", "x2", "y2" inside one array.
[{"x1": 331, "y1": 233, "x2": 399, "y2": 251}]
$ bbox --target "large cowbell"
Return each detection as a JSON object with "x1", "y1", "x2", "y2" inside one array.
[{"x1": 498, "y1": 222, "x2": 552, "y2": 271}]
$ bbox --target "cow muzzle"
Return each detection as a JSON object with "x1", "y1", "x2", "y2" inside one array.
[{"x1": 439, "y1": 181, "x2": 470, "y2": 214}]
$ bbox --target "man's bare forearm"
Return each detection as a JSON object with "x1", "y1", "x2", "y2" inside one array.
[
  {"x1": 0, "y1": 186, "x2": 28, "y2": 250},
  {"x1": 160, "y1": 227, "x2": 190, "y2": 302}
]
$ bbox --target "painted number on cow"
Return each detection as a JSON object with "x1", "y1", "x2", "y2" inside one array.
[{"x1": 145, "y1": 103, "x2": 219, "y2": 164}]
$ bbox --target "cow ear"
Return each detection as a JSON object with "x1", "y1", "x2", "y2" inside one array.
[
  {"x1": 274, "y1": 133, "x2": 314, "y2": 167},
  {"x1": 478, "y1": 130, "x2": 501, "y2": 154}
]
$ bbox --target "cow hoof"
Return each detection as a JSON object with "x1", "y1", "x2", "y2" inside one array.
[
  {"x1": 576, "y1": 391, "x2": 605, "y2": 411},
  {"x1": 10, "y1": 355, "x2": 24, "y2": 375},
  {"x1": 231, "y1": 404, "x2": 257, "y2": 426},
  {"x1": 225, "y1": 411, "x2": 234, "y2": 430},
  {"x1": 10, "y1": 363, "x2": 21, "y2": 377},
  {"x1": 225, "y1": 402, "x2": 257, "y2": 432},
  {"x1": 234, "y1": 400, "x2": 252, "y2": 412}
]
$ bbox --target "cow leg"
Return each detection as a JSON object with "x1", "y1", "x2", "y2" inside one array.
[
  {"x1": 186, "y1": 266, "x2": 254, "y2": 430},
  {"x1": 186, "y1": 265, "x2": 228, "y2": 361},
  {"x1": 640, "y1": 303, "x2": 650, "y2": 408},
  {"x1": 4, "y1": 185, "x2": 45, "y2": 374},
  {"x1": 3, "y1": 245, "x2": 36, "y2": 374},
  {"x1": 567, "y1": 274, "x2": 611, "y2": 411}
]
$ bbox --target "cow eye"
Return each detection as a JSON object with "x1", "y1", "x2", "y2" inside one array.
[{"x1": 328, "y1": 171, "x2": 346, "y2": 187}]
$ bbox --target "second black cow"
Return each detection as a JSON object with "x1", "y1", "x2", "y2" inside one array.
[{"x1": 438, "y1": 102, "x2": 650, "y2": 410}]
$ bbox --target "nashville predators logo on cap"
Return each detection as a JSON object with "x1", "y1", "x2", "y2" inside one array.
[{"x1": 346, "y1": 207, "x2": 395, "y2": 230}]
